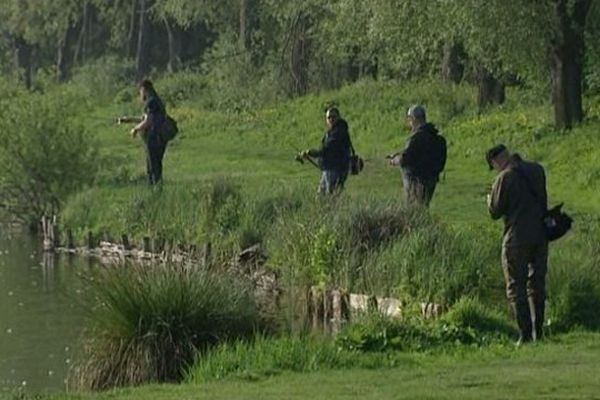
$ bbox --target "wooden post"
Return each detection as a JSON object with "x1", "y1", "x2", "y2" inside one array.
[
  {"x1": 202, "y1": 242, "x2": 211, "y2": 267},
  {"x1": 87, "y1": 231, "x2": 94, "y2": 250},
  {"x1": 121, "y1": 234, "x2": 131, "y2": 250},
  {"x1": 41, "y1": 215, "x2": 56, "y2": 251},
  {"x1": 143, "y1": 236, "x2": 151, "y2": 253},
  {"x1": 66, "y1": 229, "x2": 75, "y2": 250},
  {"x1": 309, "y1": 286, "x2": 324, "y2": 332},
  {"x1": 331, "y1": 289, "x2": 348, "y2": 335},
  {"x1": 153, "y1": 237, "x2": 165, "y2": 254},
  {"x1": 52, "y1": 215, "x2": 60, "y2": 248}
]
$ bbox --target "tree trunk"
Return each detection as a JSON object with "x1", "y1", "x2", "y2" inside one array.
[
  {"x1": 13, "y1": 37, "x2": 32, "y2": 89},
  {"x1": 73, "y1": 0, "x2": 89, "y2": 66},
  {"x1": 127, "y1": 0, "x2": 137, "y2": 58},
  {"x1": 239, "y1": 0, "x2": 247, "y2": 49},
  {"x1": 441, "y1": 42, "x2": 465, "y2": 84},
  {"x1": 549, "y1": 0, "x2": 591, "y2": 129},
  {"x1": 164, "y1": 18, "x2": 181, "y2": 73},
  {"x1": 135, "y1": 0, "x2": 147, "y2": 80},
  {"x1": 476, "y1": 66, "x2": 505, "y2": 108},
  {"x1": 289, "y1": 13, "x2": 310, "y2": 97},
  {"x1": 56, "y1": 26, "x2": 76, "y2": 82}
]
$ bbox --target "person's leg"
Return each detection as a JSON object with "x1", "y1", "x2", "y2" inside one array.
[
  {"x1": 502, "y1": 245, "x2": 533, "y2": 344},
  {"x1": 528, "y1": 242, "x2": 549, "y2": 341},
  {"x1": 318, "y1": 171, "x2": 329, "y2": 195},
  {"x1": 154, "y1": 142, "x2": 166, "y2": 183},
  {"x1": 147, "y1": 144, "x2": 163, "y2": 185},
  {"x1": 332, "y1": 169, "x2": 348, "y2": 194},
  {"x1": 144, "y1": 142, "x2": 154, "y2": 184},
  {"x1": 423, "y1": 179, "x2": 438, "y2": 206}
]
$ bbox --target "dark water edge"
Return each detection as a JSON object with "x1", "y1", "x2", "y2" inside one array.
[{"x1": 0, "y1": 227, "x2": 89, "y2": 393}]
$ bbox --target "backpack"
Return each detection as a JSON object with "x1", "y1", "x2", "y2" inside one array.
[
  {"x1": 433, "y1": 134, "x2": 447, "y2": 175},
  {"x1": 159, "y1": 115, "x2": 178, "y2": 142}
]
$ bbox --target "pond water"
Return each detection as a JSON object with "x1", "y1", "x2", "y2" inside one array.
[{"x1": 0, "y1": 229, "x2": 89, "y2": 393}]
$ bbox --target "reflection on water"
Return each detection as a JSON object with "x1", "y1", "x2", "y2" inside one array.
[{"x1": 0, "y1": 229, "x2": 90, "y2": 393}]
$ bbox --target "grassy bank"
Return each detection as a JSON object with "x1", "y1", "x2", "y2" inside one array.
[
  {"x1": 58, "y1": 75, "x2": 600, "y2": 322},
  {"x1": 4, "y1": 72, "x2": 600, "y2": 395},
  {"x1": 8, "y1": 332, "x2": 600, "y2": 400}
]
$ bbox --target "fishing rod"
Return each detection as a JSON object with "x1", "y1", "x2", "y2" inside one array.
[{"x1": 290, "y1": 144, "x2": 319, "y2": 169}]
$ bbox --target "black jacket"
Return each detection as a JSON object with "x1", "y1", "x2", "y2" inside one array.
[
  {"x1": 309, "y1": 118, "x2": 352, "y2": 171},
  {"x1": 399, "y1": 122, "x2": 446, "y2": 181}
]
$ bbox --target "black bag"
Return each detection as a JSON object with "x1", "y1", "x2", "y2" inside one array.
[
  {"x1": 350, "y1": 154, "x2": 364, "y2": 175},
  {"x1": 544, "y1": 203, "x2": 573, "y2": 241},
  {"x1": 434, "y1": 134, "x2": 447, "y2": 175},
  {"x1": 159, "y1": 115, "x2": 178, "y2": 142},
  {"x1": 349, "y1": 141, "x2": 363, "y2": 175},
  {"x1": 515, "y1": 167, "x2": 573, "y2": 242}
]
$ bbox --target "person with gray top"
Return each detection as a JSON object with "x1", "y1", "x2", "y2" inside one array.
[
  {"x1": 487, "y1": 144, "x2": 549, "y2": 344},
  {"x1": 389, "y1": 105, "x2": 446, "y2": 206}
]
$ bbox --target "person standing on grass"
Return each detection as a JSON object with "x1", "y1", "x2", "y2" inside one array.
[
  {"x1": 301, "y1": 107, "x2": 353, "y2": 195},
  {"x1": 486, "y1": 144, "x2": 549, "y2": 345},
  {"x1": 388, "y1": 105, "x2": 446, "y2": 207},
  {"x1": 118, "y1": 79, "x2": 168, "y2": 185}
]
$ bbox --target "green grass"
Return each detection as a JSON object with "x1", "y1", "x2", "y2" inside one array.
[
  {"x1": 6, "y1": 75, "x2": 600, "y2": 395},
  {"x1": 11, "y1": 332, "x2": 600, "y2": 400}
]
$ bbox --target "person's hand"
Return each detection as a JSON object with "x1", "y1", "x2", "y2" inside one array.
[{"x1": 130, "y1": 127, "x2": 137, "y2": 138}]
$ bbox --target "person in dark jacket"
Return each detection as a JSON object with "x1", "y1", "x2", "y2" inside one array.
[
  {"x1": 487, "y1": 144, "x2": 549, "y2": 344},
  {"x1": 389, "y1": 105, "x2": 446, "y2": 206},
  {"x1": 118, "y1": 79, "x2": 168, "y2": 185},
  {"x1": 302, "y1": 107, "x2": 352, "y2": 194}
]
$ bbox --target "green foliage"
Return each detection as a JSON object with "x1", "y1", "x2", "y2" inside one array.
[
  {"x1": 70, "y1": 263, "x2": 260, "y2": 390},
  {"x1": 441, "y1": 297, "x2": 514, "y2": 339},
  {"x1": 0, "y1": 79, "x2": 99, "y2": 227},
  {"x1": 335, "y1": 308, "x2": 511, "y2": 353}
]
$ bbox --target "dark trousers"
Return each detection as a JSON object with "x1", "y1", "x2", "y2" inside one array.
[
  {"x1": 145, "y1": 141, "x2": 166, "y2": 185},
  {"x1": 318, "y1": 169, "x2": 348, "y2": 195},
  {"x1": 402, "y1": 173, "x2": 437, "y2": 206},
  {"x1": 502, "y1": 243, "x2": 548, "y2": 341}
]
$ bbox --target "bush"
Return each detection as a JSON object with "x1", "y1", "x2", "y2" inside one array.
[
  {"x1": 0, "y1": 84, "x2": 99, "y2": 229},
  {"x1": 441, "y1": 297, "x2": 514, "y2": 339},
  {"x1": 70, "y1": 264, "x2": 260, "y2": 390},
  {"x1": 547, "y1": 218, "x2": 600, "y2": 333}
]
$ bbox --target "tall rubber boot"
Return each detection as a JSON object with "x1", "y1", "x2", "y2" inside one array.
[
  {"x1": 530, "y1": 298, "x2": 545, "y2": 341},
  {"x1": 513, "y1": 301, "x2": 533, "y2": 345}
]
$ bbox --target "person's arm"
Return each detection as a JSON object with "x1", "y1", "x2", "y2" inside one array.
[
  {"x1": 117, "y1": 116, "x2": 143, "y2": 124},
  {"x1": 488, "y1": 173, "x2": 511, "y2": 220},
  {"x1": 398, "y1": 133, "x2": 423, "y2": 169},
  {"x1": 130, "y1": 114, "x2": 150, "y2": 137}
]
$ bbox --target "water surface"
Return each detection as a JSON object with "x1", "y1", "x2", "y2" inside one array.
[{"x1": 0, "y1": 229, "x2": 89, "y2": 393}]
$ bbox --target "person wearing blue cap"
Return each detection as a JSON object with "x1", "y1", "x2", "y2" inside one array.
[
  {"x1": 388, "y1": 105, "x2": 446, "y2": 206},
  {"x1": 487, "y1": 144, "x2": 549, "y2": 344}
]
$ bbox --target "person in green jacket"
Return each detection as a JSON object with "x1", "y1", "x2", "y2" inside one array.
[{"x1": 487, "y1": 144, "x2": 549, "y2": 344}]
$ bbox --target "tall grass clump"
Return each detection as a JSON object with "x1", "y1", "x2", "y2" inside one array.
[
  {"x1": 356, "y1": 219, "x2": 500, "y2": 303},
  {"x1": 547, "y1": 218, "x2": 600, "y2": 332},
  {"x1": 187, "y1": 334, "x2": 411, "y2": 383},
  {"x1": 71, "y1": 264, "x2": 259, "y2": 390}
]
